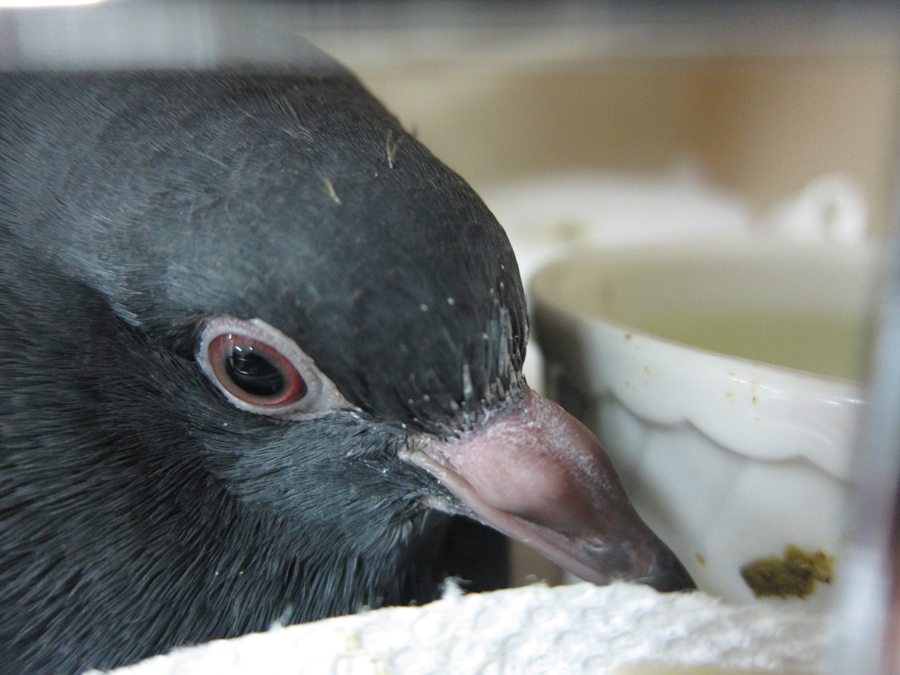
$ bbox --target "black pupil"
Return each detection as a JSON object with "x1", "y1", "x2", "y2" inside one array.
[{"x1": 226, "y1": 347, "x2": 284, "y2": 397}]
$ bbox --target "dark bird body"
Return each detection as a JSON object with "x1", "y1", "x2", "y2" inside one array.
[{"x1": 0, "y1": 59, "x2": 693, "y2": 675}]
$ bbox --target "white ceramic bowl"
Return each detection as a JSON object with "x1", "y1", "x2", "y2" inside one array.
[{"x1": 531, "y1": 240, "x2": 877, "y2": 607}]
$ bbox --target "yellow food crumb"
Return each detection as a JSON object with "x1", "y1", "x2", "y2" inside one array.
[{"x1": 740, "y1": 545, "x2": 834, "y2": 599}]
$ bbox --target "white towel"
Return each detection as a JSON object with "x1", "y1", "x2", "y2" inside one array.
[{"x1": 93, "y1": 582, "x2": 828, "y2": 675}]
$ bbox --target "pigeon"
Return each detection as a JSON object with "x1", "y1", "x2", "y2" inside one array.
[{"x1": 0, "y1": 57, "x2": 694, "y2": 675}]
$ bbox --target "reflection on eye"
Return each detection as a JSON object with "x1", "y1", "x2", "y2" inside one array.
[{"x1": 206, "y1": 333, "x2": 307, "y2": 408}]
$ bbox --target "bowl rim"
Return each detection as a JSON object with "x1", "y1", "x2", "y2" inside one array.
[{"x1": 529, "y1": 239, "x2": 879, "y2": 386}]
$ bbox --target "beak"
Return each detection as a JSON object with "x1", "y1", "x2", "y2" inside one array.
[{"x1": 401, "y1": 387, "x2": 695, "y2": 592}]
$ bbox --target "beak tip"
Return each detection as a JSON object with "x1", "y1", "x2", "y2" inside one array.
[
  {"x1": 647, "y1": 568, "x2": 698, "y2": 594},
  {"x1": 644, "y1": 549, "x2": 698, "y2": 593}
]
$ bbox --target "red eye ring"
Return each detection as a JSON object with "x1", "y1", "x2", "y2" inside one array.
[
  {"x1": 197, "y1": 316, "x2": 352, "y2": 419},
  {"x1": 206, "y1": 333, "x2": 307, "y2": 408}
]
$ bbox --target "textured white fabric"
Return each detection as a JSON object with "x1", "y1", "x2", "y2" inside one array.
[{"x1": 92, "y1": 582, "x2": 828, "y2": 675}]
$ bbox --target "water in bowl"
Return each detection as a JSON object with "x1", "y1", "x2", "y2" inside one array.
[{"x1": 624, "y1": 309, "x2": 868, "y2": 382}]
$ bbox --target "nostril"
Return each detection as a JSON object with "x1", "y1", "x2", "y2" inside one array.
[{"x1": 580, "y1": 540, "x2": 611, "y2": 555}]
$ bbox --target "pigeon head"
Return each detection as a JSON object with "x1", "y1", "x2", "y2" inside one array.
[
  {"x1": 6, "y1": 70, "x2": 525, "y2": 429},
  {"x1": 0, "y1": 64, "x2": 693, "y2": 674}
]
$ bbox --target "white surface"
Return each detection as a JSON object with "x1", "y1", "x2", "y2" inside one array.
[
  {"x1": 93, "y1": 583, "x2": 828, "y2": 675},
  {"x1": 532, "y1": 240, "x2": 875, "y2": 607},
  {"x1": 482, "y1": 170, "x2": 752, "y2": 285}
]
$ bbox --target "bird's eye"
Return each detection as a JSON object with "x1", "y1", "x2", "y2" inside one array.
[
  {"x1": 206, "y1": 334, "x2": 307, "y2": 407},
  {"x1": 197, "y1": 316, "x2": 351, "y2": 418}
]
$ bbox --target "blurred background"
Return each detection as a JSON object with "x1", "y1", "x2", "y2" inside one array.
[{"x1": 307, "y1": 2, "x2": 900, "y2": 237}]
